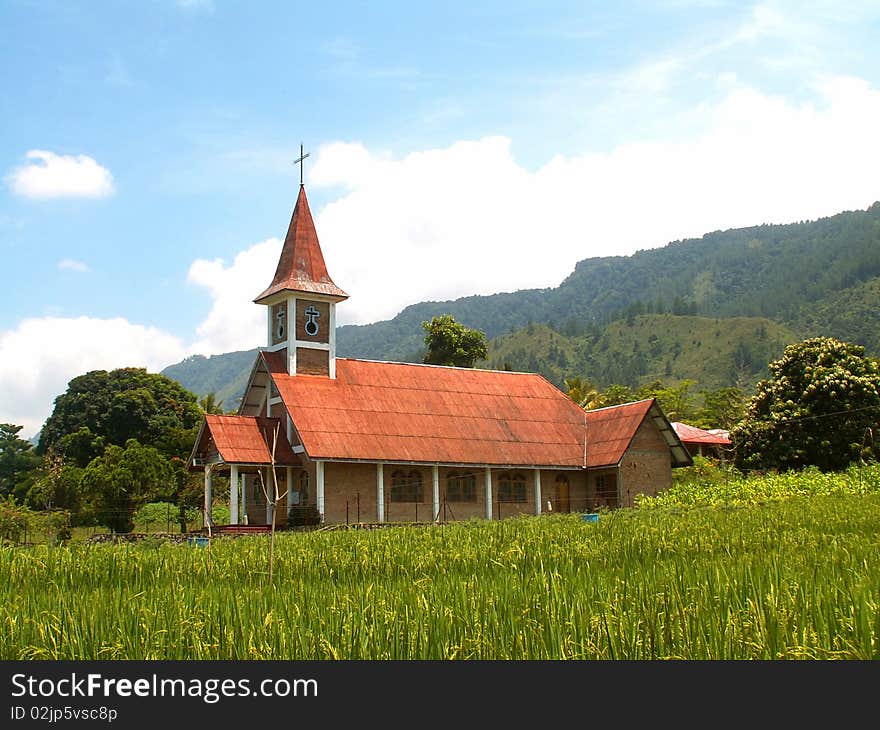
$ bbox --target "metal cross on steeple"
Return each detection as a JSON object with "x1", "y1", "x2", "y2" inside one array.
[{"x1": 293, "y1": 143, "x2": 310, "y2": 186}]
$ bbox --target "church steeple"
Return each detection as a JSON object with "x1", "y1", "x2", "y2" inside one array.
[
  {"x1": 254, "y1": 185, "x2": 348, "y2": 304},
  {"x1": 255, "y1": 180, "x2": 347, "y2": 379}
]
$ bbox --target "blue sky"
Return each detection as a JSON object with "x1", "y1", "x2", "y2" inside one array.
[{"x1": 2, "y1": 0, "x2": 880, "y2": 436}]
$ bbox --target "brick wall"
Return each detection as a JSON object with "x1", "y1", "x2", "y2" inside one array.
[
  {"x1": 617, "y1": 418, "x2": 673, "y2": 507},
  {"x1": 317, "y1": 464, "x2": 590, "y2": 522}
]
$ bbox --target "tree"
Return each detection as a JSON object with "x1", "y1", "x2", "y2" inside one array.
[
  {"x1": 38, "y1": 368, "x2": 202, "y2": 528},
  {"x1": 641, "y1": 379, "x2": 697, "y2": 422},
  {"x1": 0, "y1": 424, "x2": 40, "y2": 501},
  {"x1": 696, "y1": 387, "x2": 746, "y2": 430},
  {"x1": 422, "y1": 315, "x2": 488, "y2": 368},
  {"x1": 564, "y1": 377, "x2": 602, "y2": 409},
  {"x1": 199, "y1": 392, "x2": 226, "y2": 415},
  {"x1": 80, "y1": 439, "x2": 174, "y2": 533},
  {"x1": 25, "y1": 449, "x2": 82, "y2": 515},
  {"x1": 599, "y1": 384, "x2": 636, "y2": 407},
  {"x1": 152, "y1": 425, "x2": 202, "y2": 532},
  {"x1": 256, "y1": 421, "x2": 288, "y2": 581},
  {"x1": 38, "y1": 368, "x2": 202, "y2": 460},
  {"x1": 731, "y1": 337, "x2": 880, "y2": 472}
]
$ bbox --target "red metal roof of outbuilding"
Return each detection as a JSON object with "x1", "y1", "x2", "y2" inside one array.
[
  {"x1": 254, "y1": 185, "x2": 349, "y2": 303},
  {"x1": 671, "y1": 422, "x2": 732, "y2": 445},
  {"x1": 273, "y1": 359, "x2": 682, "y2": 468},
  {"x1": 192, "y1": 415, "x2": 301, "y2": 468}
]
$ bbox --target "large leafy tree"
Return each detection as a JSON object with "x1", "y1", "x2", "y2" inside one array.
[
  {"x1": 731, "y1": 337, "x2": 880, "y2": 471},
  {"x1": 422, "y1": 315, "x2": 488, "y2": 368},
  {"x1": 25, "y1": 449, "x2": 82, "y2": 514},
  {"x1": 0, "y1": 424, "x2": 40, "y2": 501},
  {"x1": 38, "y1": 368, "x2": 203, "y2": 465},
  {"x1": 80, "y1": 439, "x2": 174, "y2": 533},
  {"x1": 696, "y1": 387, "x2": 746, "y2": 430}
]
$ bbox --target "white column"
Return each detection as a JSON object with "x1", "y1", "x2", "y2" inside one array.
[
  {"x1": 286, "y1": 467, "x2": 294, "y2": 523},
  {"x1": 204, "y1": 465, "x2": 213, "y2": 528},
  {"x1": 329, "y1": 299, "x2": 337, "y2": 379},
  {"x1": 241, "y1": 473, "x2": 249, "y2": 524},
  {"x1": 485, "y1": 466, "x2": 493, "y2": 520},
  {"x1": 316, "y1": 461, "x2": 325, "y2": 522},
  {"x1": 230, "y1": 464, "x2": 239, "y2": 525},
  {"x1": 376, "y1": 463, "x2": 385, "y2": 523},
  {"x1": 534, "y1": 468, "x2": 542, "y2": 516},
  {"x1": 432, "y1": 465, "x2": 440, "y2": 522},
  {"x1": 287, "y1": 296, "x2": 296, "y2": 376}
]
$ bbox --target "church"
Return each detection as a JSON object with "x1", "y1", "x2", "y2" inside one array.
[{"x1": 188, "y1": 175, "x2": 691, "y2": 528}]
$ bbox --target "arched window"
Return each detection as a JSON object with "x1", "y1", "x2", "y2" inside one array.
[
  {"x1": 390, "y1": 469, "x2": 423, "y2": 502},
  {"x1": 252, "y1": 474, "x2": 264, "y2": 505},
  {"x1": 498, "y1": 472, "x2": 527, "y2": 502},
  {"x1": 446, "y1": 471, "x2": 477, "y2": 502},
  {"x1": 298, "y1": 470, "x2": 310, "y2": 504}
]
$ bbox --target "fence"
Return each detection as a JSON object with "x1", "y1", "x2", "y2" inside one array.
[{"x1": 339, "y1": 492, "x2": 607, "y2": 525}]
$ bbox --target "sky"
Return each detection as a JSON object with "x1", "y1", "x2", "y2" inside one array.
[{"x1": 2, "y1": 0, "x2": 880, "y2": 438}]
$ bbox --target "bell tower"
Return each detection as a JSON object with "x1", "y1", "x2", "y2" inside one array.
[{"x1": 254, "y1": 178, "x2": 348, "y2": 378}]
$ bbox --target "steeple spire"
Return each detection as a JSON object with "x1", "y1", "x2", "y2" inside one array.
[{"x1": 254, "y1": 185, "x2": 348, "y2": 304}]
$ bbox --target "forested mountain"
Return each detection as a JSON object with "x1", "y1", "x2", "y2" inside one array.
[
  {"x1": 488, "y1": 316, "x2": 798, "y2": 393},
  {"x1": 336, "y1": 201, "x2": 880, "y2": 359},
  {"x1": 161, "y1": 202, "x2": 880, "y2": 409},
  {"x1": 161, "y1": 349, "x2": 257, "y2": 412}
]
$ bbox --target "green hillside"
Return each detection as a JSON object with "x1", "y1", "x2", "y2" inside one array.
[
  {"x1": 161, "y1": 349, "x2": 257, "y2": 411},
  {"x1": 337, "y1": 201, "x2": 880, "y2": 359},
  {"x1": 487, "y1": 315, "x2": 798, "y2": 392},
  {"x1": 794, "y1": 276, "x2": 880, "y2": 354}
]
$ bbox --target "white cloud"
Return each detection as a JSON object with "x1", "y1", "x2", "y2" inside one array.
[
  {"x1": 6, "y1": 150, "x2": 115, "y2": 200},
  {"x1": 187, "y1": 238, "x2": 282, "y2": 354},
  {"x1": 7, "y1": 75, "x2": 880, "y2": 435},
  {"x1": 307, "y1": 75, "x2": 880, "y2": 326},
  {"x1": 0, "y1": 317, "x2": 188, "y2": 438},
  {"x1": 58, "y1": 258, "x2": 90, "y2": 273}
]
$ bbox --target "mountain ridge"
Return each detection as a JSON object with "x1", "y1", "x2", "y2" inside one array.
[{"x1": 161, "y1": 202, "x2": 880, "y2": 409}]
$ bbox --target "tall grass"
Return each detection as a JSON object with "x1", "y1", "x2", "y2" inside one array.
[
  {"x1": 638, "y1": 461, "x2": 880, "y2": 509},
  {"x1": 1, "y1": 494, "x2": 878, "y2": 659}
]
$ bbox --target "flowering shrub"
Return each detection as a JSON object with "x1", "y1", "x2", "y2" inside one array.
[{"x1": 731, "y1": 337, "x2": 880, "y2": 471}]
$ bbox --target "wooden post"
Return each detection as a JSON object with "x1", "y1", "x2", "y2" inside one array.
[
  {"x1": 534, "y1": 468, "x2": 542, "y2": 516},
  {"x1": 432, "y1": 465, "x2": 440, "y2": 522},
  {"x1": 230, "y1": 464, "x2": 239, "y2": 525},
  {"x1": 485, "y1": 466, "x2": 493, "y2": 521},
  {"x1": 376, "y1": 463, "x2": 385, "y2": 523},
  {"x1": 204, "y1": 464, "x2": 213, "y2": 529},
  {"x1": 265, "y1": 467, "x2": 274, "y2": 525}
]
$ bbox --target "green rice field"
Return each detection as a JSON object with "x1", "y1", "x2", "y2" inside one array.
[{"x1": 2, "y1": 483, "x2": 879, "y2": 659}]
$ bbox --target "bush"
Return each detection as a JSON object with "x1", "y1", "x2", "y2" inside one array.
[
  {"x1": 0, "y1": 497, "x2": 29, "y2": 544},
  {"x1": 672, "y1": 456, "x2": 741, "y2": 487}
]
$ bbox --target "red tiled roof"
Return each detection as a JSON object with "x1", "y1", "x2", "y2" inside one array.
[
  {"x1": 671, "y1": 421, "x2": 732, "y2": 445},
  {"x1": 585, "y1": 400, "x2": 657, "y2": 466},
  {"x1": 273, "y1": 359, "x2": 673, "y2": 468},
  {"x1": 193, "y1": 415, "x2": 301, "y2": 467},
  {"x1": 254, "y1": 185, "x2": 348, "y2": 303}
]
